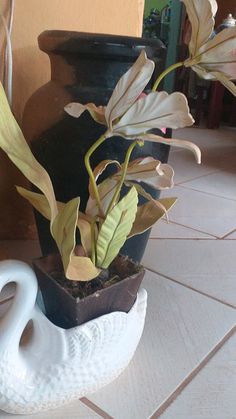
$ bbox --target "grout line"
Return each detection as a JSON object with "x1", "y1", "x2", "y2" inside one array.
[
  {"x1": 145, "y1": 267, "x2": 236, "y2": 310},
  {"x1": 168, "y1": 220, "x2": 219, "y2": 238},
  {"x1": 222, "y1": 228, "x2": 236, "y2": 239},
  {"x1": 177, "y1": 183, "x2": 236, "y2": 202},
  {"x1": 175, "y1": 169, "x2": 220, "y2": 186},
  {"x1": 80, "y1": 397, "x2": 114, "y2": 419},
  {"x1": 149, "y1": 325, "x2": 236, "y2": 418},
  {"x1": 151, "y1": 219, "x2": 219, "y2": 238}
]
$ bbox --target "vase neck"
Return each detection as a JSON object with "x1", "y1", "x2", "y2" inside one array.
[{"x1": 49, "y1": 54, "x2": 76, "y2": 85}]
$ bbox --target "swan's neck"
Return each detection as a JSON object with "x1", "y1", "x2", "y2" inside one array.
[{"x1": 0, "y1": 260, "x2": 38, "y2": 354}]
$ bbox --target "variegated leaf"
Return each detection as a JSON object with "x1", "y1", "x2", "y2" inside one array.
[
  {"x1": 96, "y1": 187, "x2": 138, "y2": 268},
  {"x1": 105, "y1": 50, "x2": 154, "y2": 129},
  {"x1": 182, "y1": 0, "x2": 217, "y2": 57},
  {"x1": 0, "y1": 83, "x2": 58, "y2": 223},
  {"x1": 113, "y1": 92, "x2": 194, "y2": 136},
  {"x1": 129, "y1": 197, "x2": 177, "y2": 238},
  {"x1": 64, "y1": 102, "x2": 106, "y2": 125}
]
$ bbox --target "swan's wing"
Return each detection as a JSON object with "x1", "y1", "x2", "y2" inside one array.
[{"x1": 67, "y1": 288, "x2": 147, "y2": 362}]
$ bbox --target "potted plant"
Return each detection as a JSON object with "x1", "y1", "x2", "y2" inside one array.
[
  {"x1": 1, "y1": 0, "x2": 236, "y2": 329},
  {"x1": 0, "y1": 0, "x2": 236, "y2": 413},
  {"x1": 0, "y1": 46, "x2": 201, "y2": 328}
]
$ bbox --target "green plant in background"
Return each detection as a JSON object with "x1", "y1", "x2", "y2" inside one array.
[{"x1": 0, "y1": 0, "x2": 235, "y2": 283}]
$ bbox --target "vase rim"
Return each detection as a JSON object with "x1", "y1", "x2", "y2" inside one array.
[{"x1": 38, "y1": 30, "x2": 165, "y2": 56}]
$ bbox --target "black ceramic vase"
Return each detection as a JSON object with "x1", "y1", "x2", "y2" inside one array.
[{"x1": 23, "y1": 31, "x2": 170, "y2": 263}]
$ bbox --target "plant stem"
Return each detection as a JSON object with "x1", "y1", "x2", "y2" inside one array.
[
  {"x1": 84, "y1": 132, "x2": 108, "y2": 216},
  {"x1": 106, "y1": 140, "x2": 143, "y2": 215},
  {"x1": 152, "y1": 61, "x2": 184, "y2": 92},
  {"x1": 90, "y1": 221, "x2": 96, "y2": 264}
]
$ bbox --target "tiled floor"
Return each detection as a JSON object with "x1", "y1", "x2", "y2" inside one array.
[{"x1": 0, "y1": 127, "x2": 236, "y2": 418}]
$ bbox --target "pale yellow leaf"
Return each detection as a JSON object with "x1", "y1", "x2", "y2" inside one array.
[
  {"x1": 197, "y1": 26, "x2": 236, "y2": 80},
  {"x1": 86, "y1": 177, "x2": 118, "y2": 217},
  {"x1": 89, "y1": 159, "x2": 120, "y2": 198},
  {"x1": 0, "y1": 83, "x2": 58, "y2": 223},
  {"x1": 114, "y1": 92, "x2": 194, "y2": 136},
  {"x1": 51, "y1": 197, "x2": 80, "y2": 278},
  {"x1": 211, "y1": 71, "x2": 236, "y2": 96},
  {"x1": 64, "y1": 102, "x2": 106, "y2": 125},
  {"x1": 77, "y1": 218, "x2": 92, "y2": 256},
  {"x1": 16, "y1": 186, "x2": 52, "y2": 220},
  {"x1": 129, "y1": 197, "x2": 177, "y2": 238},
  {"x1": 119, "y1": 157, "x2": 174, "y2": 190},
  {"x1": 182, "y1": 0, "x2": 217, "y2": 56},
  {"x1": 66, "y1": 255, "x2": 101, "y2": 281},
  {"x1": 105, "y1": 50, "x2": 154, "y2": 129},
  {"x1": 124, "y1": 181, "x2": 169, "y2": 217},
  {"x1": 138, "y1": 134, "x2": 201, "y2": 164}
]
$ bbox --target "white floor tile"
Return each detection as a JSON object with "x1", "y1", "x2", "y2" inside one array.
[
  {"x1": 168, "y1": 149, "x2": 218, "y2": 184},
  {"x1": 0, "y1": 400, "x2": 102, "y2": 418},
  {"x1": 174, "y1": 127, "x2": 236, "y2": 150},
  {"x1": 225, "y1": 230, "x2": 236, "y2": 239},
  {"x1": 161, "y1": 186, "x2": 236, "y2": 237},
  {"x1": 143, "y1": 239, "x2": 236, "y2": 308},
  {"x1": 182, "y1": 171, "x2": 236, "y2": 201},
  {"x1": 150, "y1": 219, "x2": 214, "y2": 239},
  {"x1": 87, "y1": 272, "x2": 236, "y2": 419},
  {"x1": 160, "y1": 330, "x2": 236, "y2": 419}
]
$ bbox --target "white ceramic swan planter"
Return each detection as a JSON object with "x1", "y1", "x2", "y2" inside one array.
[{"x1": 0, "y1": 260, "x2": 147, "y2": 415}]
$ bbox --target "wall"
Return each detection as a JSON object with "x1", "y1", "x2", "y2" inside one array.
[
  {"x1": 0, "y1": 0, "x2": 144, "y2": 240},
  {"x1": 1, "y1": 0, "x2": 145, "y2": 122}
]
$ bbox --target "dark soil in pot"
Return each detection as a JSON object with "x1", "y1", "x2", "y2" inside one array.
[{"x1": 33, "y1": 253, "x2": 145, "y2": 329}]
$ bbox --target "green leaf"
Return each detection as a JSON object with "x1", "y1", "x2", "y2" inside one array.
[
  {"x1": 128, "y1": 197, "x2": 177, "y2": 238},
  {"x1": 96, "y1": 187, "x2": 138, "y2": 268}
]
